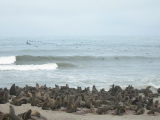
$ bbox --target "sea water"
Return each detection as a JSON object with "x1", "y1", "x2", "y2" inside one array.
[{"x1": 0, "y1": 36, "x2": 160, "y2": 90}]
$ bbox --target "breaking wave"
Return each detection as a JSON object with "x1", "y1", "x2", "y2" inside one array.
[
  {"x1": 0, "y1": 63, "x2": 58, "y2": 71},
  {"x1": 0, "y1": 56, "x2": 16, "y2": 65}
]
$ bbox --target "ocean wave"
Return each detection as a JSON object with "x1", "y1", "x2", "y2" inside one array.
[
  {"x1": 1, "y1": 55, "x2": 159, "y2": 65},
  {"x1": 0, "y1": 56, "x2": 16, "y2": 65},
  {"x1": 0, "y1": 63, "x2": 58, "y2": 71},
  {"x1": 15, "y1": 55, "x2": 160, "y2": 62}
]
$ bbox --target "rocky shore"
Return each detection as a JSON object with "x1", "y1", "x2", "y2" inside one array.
[{"x1": 0, "y1": 84, "x2": 160, "y2": 120}]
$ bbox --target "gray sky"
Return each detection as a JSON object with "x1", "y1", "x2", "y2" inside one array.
[{"x1": 0, "y1": 0, "x2": 160, "y2": 37}]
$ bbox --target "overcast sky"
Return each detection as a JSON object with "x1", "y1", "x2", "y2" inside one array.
[{"x1": 0, "y1": 0, "x2": 160, "y2": 37}]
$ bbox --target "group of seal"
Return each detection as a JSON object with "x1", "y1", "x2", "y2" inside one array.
[
  {"x1": 0, "y1": 105, "x2": 46, "y2": 120},
  {"x1": 0, "y1": 83, "x2": 160, "y2": 120}
]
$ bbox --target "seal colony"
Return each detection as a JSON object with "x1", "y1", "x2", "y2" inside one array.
[{"x1": 0, "y1": 84, "x2": 160, "y2": 120}]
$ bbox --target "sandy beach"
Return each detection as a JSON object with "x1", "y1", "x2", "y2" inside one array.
[{"x1": 0, "y1": 103, "x2": 160, "y2": 120}]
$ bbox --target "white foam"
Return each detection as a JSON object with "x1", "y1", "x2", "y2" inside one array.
[
  {"x1": 0, "y1": 56, "x2": 16, "y2": 65},
  {"x1": 147, "y1": 82, "x2": 160, "y2": 89},
  {"x1": 0, "y1": 63, "x2": 58, "y2": 71}
]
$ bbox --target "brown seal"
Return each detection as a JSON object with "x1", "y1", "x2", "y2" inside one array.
[
  {"x1": 114, "y1": 106, "x2": 125, "y2": 115},
  {"x1": 134, "y1": 108, "x2": 145, "y2": 115},
  {"x1": 75, "y1": 95, "x2": 82, "y2": 108},
  {"x1": 134, "y1": 102, "x2": 145, "y2": 115},
  {"x1": 154, "y1": 100, "x2": 159, "y2": 109},
  {"x1": 43, "y1": 91, "x2": 50, "y2": 101},
  {"x1": 36, "y1": 83, "x2": 39, "y2": 91},
  {"x1": 85, "y1": 98, "x2": 94, "y2": 109},
  {"x1": 31, "y1": 110, "x2": 41, "y2": 117},
  {"x1": 50, "y1": 96, "x2": 62, "y2": 110},
  {"x1": 96, "y1": 107, "x2": 107, "y2": 115},
  {"x1": 147, "y1": 108, "x2": 157, "y2": 115},
  {"x1": 66, "y1": 95, "x2": 77, "y2": 113},
  {"x1": 42, "y1": 100, "x2": 49, "y2": 110},
  {"x1": 22, "y1": 109, "x2": 32, "y2": 120}
]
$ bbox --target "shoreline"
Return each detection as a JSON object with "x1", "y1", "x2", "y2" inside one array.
[{"x1": 0, "y1": 84, "x2": 160, "y2": 120}]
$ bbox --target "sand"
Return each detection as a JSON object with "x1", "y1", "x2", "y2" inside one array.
[{"x1": 0, "y1": 103, "x2": 160, "y2": 120}]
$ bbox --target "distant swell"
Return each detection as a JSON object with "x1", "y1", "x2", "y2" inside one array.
[
  {"x1": 15, "y1": 55, "x2": 160, "y2": 63},
  {"x1": 0, "y1": 63, "x2": 58, "y2": 71}
]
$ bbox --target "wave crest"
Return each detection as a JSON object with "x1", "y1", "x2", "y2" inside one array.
[
  {"x1": 0, "y1": 56, "x2": 16, "y2": 65},
  {"x1": 0, "y1": 63, "x2": 58, "y2": 71}
]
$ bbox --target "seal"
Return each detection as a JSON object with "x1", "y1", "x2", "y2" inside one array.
[
  {"x1": 9, "y1": 105, "x2": 22, "y2": 120},
  {"x1": 92, "y1": 85, "x2": 98, "y2": 94},
  {"x1": 134, "y1": 108, "x2": 145, "y2": 115},
  {"x1": 42, "y1": 100, "x2": 49, "y2": 110},
  {"x1": 96, "y1": 107, "x2": 107, "y2": 115},
  {"x1": 146, "y1": 98, "x2": 153, "y2": 110},
  {"x1": 154, "y1": 100, "x2": 159, "y2": 108},
  {"x1": 66, "y1": 95, "x2": 77, "y2": 113},
  {"x1": 36, "y1": 83, "x2": 39, "y2": 91},
  {"x1": 43, "y1": 91, "x2": 50, "y2": 101},
  {"x1": 49, "y1": 96, "x2": 62, "y2": 110},
  {"x1": 31, "y1": 110, "x2": 41, "y2": 117},
  {"x1": 134, "y1": 102, "x2": 145, "y2": 115},
  {"x1": 22, "y1": 109, "x2": 32, "y2": 120},
  {"x1": 10, "y1": 84, "x2": 16, "y2": 95},
  {"x1": 75, "y1": 95, "x2": 82, "y2": 108},
  {"x1": 147, "y1": 108, "x2": 157, "y2": 115},
  {"x1": 85, "y1": 98, "x2": 94, "y2": 109}
]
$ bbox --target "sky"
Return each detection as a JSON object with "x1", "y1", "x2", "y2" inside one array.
[{"x1": 0, "y1": 0, "x2": 160, "y2": 37}]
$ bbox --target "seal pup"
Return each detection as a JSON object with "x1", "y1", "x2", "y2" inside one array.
[{"x1": 9, "y1": 105, "x2": 22, "y2": 120}]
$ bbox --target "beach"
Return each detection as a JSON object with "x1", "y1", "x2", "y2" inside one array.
[
  {"x1": 0, "y1": 83, "x2": 160, "y2": 120},
  {"x1": 0, "y1": 103, "x2": 160, "y2": 120}
]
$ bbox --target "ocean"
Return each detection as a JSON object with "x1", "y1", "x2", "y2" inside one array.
[{"x1": 0, "y1": 36, "x2": 160, "y2": 90}]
